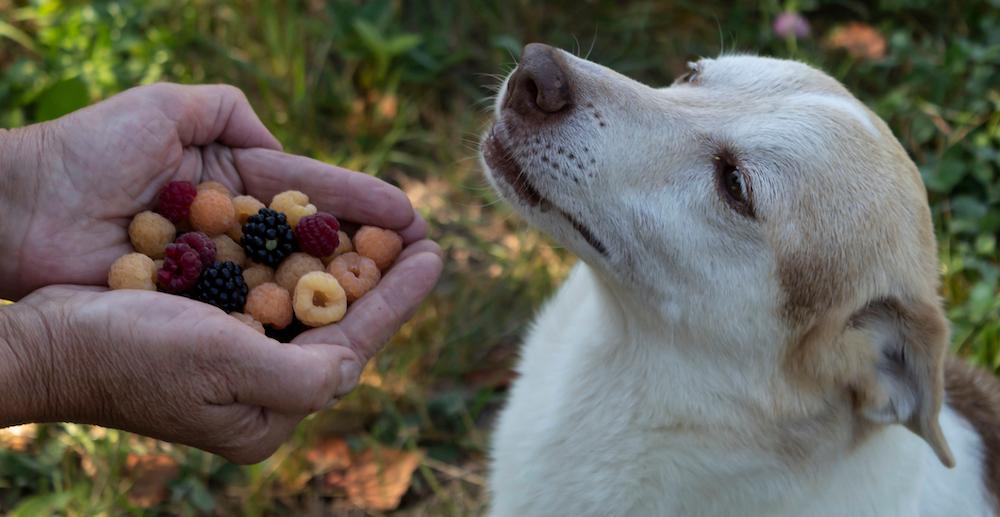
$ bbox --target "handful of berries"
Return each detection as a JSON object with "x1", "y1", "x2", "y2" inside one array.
[{"x1": 108, "y1": 180, "x2": 403, "y2": 337}]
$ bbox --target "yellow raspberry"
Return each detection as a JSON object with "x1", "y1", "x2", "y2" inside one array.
[
  {"x1": 211, "y1": 234, "x2": 246, "y2": 267},
  {"x1": 293, "y1": 271, "x2": 347, "y2": 326},
  {"x1": 270, "y1": 190, "x2": 316, "y2": 228},
  {"x1": 245, "y1": 283, "x2": 293, "y2": 329},
  {"x1": 190, "y1": 190, "x2": 236, "y2": 236},
  {"x1": 230, "y1": 195, "x2": 265, "y2": 241},
  {"x1": 230, "y1": 312, "x2": 265, "y2": 334},
  {"x1": 128, "y1": 211, "x2": 176, "y2": 259},
  {"x1": 275, "y1": 252, "x2": 325, "y2": 292},
  {"x1": 108, "y1": 253, "x2": 157, "y2": 291},
  {"x1": 197, "y1": 181, "x2": 232, "y2": 197},
  {"x1": 242, "y1": 263, "x2": 275, "y2": 290},
  {"x1": 354, "y1": 226, "x2": 403, "y2": 270},
  {"x1": 322, "y1": 231, "x2": 354, "y2": 266}
]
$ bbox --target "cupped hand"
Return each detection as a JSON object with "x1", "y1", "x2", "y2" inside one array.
[{"x1": 0, "y1": 83, "x2": 430, "y2": 299}]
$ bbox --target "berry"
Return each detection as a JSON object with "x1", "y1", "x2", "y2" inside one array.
[
  {"x1": 293, "y1": 271, "x2": 347, "y2": 327},
  {"x1": 270, "y1": 190, "x2": 316, "y2": 227},
  {"x1": 128, "y1": 211, "x2": 176, "y2": 259},
  {"x1": 242, "y1": 263, "x2": 275, "y2": 290},
  {"x1": 211, "y1": 234, "x2": 247, "y2": 267},
  {"x1": 246, "y1": 282, "x2": 293, "y2": 329},
  {"x1": 156, "y1": 181, "x2": 198, "y2": 223},
  {"x1": 189, "y1": 190, "x2": 236, "y2": 236},
  {"x1": 328, "y1": 252, "x2": 380, "y2": 302},
  {"x1": 354, "y1": 226, "x2": 403, "y2": 270},
  {"x1": 230, "y1": 195, "x2": 266, "y2": 241},
  {"x1": 322, "y1": 231, "x2": 353, "y2": 266},
  {"x1": 174, "y1": 232, "x2": 216, "y2": 267},
  {"x1": 157, "y1": 243, "x2": 203, "y2": 293},
  {"x1": 193, "y1": 261, "x2": 248, "y2": 313},
  {"x1": 230, "y1": 312, "x2": 265, "y2": 334},
  {"x1": 295, "y1": 212, "x2": 341, "y2": 258},
  {"x1": 197, "y1": 181, "x2": 232, "y2": 197},
  {"x1": 241, "y1": 208, "x2": 297, "y2": 268},
  {"x1": 108, "y1": 253, "x2": 157, "y2": 291},
  {"x1": 275, "y1": 252, "x2": 324, "y2": 292}
]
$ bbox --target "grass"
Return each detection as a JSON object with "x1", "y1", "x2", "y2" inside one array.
[{"x1": 0, "y1": 0, "x2": 998, "y2": 514}]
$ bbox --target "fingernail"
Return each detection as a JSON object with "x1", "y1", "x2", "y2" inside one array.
[{"x1": 336, "y1": 361, "x2": 361, "y2": 395}]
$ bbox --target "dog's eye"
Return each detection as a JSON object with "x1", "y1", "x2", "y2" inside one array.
[{"x1": 714, "y1": 155, "x2": 754, "y2": 218}]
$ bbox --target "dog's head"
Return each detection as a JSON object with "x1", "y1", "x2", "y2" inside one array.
[{"x1": 481, "y1": 44, "x2": 954, "y2": 466}]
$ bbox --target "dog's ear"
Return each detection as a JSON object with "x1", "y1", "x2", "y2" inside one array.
[{"x1": 849, "y1": 297, "x2": 955, "y2": 468}]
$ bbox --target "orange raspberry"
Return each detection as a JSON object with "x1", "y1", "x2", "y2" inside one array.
[
  {"x1": 128, "y1": 211, "x2": 176, "y2": 259},
  {"x1": 245, "y1": 283, "x2": 293, "y2": 329},
  {"x1": 108, "y1": 253, "x2": 157, "y2": 291},
  {"x1": 270, "y1": 190, "x2": 316, "y2": 228},
  {"x1": 354, "y1": 226, "x2": 403, "y2": 270},
  {"x1": 230, "y1": 312, "x2": 265, "y2": 334},
  {"x1": 242, "y1": 263, "x2": 275, "y2": 290},
  {"x1": 293, "y1": 271, "x2": 347, "y2": 326},
  {"x1": 197, "y1": 181, "x2": 232, "y2": 197},
  {"x1": 275, "y1": 252, "x2": 325, "y2": 292},
  {"x1": 211, "y1": 234, "x2": 246, "y2": 267},
  {"x1": 327, "y1": 252, "x2": 380, "y2": 302},
  {"x1": 189, "y1": 190, "x2": 236, "y2": 236}
]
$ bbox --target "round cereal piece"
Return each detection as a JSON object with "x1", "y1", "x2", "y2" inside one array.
[
  {"x1": 189, "y1": 190, "x2": 237, "y2": 236},
  {"x1": 242, "y1": 262, "x2": 275, "y2": 290},
  {"x1": 322, "y1": 231, "x2": 354, "y2": 265},
  {"x1": 275, "y1": 252, "x2": 325, "y2": 292},
  {"x1": 128, "y1": 211, "x2": 176, "y2": 259},
  {"x1": 270, "y1": 190, "x2": 316, "y2": 228},
  {"x1": 197, "y1": 181, "x2": 232, "y2": 197},
  {"x1": 230, "y1": 312, "x2": 265, "y2": 334},
  {"x1": 327, "y1": 252, "x2": 380, "y2": 302},
  {"x1": 211, "y1": 234, "x2": 247, "y2": 267},
  {"x1": 354, "y1": 226, "x2": 403, "y2": 270},
  {"x1": 245, "y1": 283, "x2": 293, "y2": 329},
  {"x1": 108, "y1": 253, "x2": 157, "y2": 291},
  {"x1": 293, "y1": 271, "x2": 347, "y2": 326}
]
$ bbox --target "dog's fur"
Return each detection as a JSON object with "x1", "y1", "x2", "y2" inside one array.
[{"x1": 480, "y1": 45, "x2": 999, "y2": 516}]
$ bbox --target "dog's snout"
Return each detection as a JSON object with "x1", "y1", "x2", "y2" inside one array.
[{"x1": 506, "y1": 43, "x2": 572, "y2": 115}]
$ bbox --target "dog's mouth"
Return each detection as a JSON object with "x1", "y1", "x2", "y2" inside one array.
[{"x1": 483, "y1": 126, "x2": 607, "y2": 255}]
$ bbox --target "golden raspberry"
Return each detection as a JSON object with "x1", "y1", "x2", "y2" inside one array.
[
  {"x1": 322, "y1": 231, "x2": 354, "y2": 266},
  {"x1": 275, "y1": 252, "x2": 325, "y2": 292},
  {"x1": 354, "y1": 226, "x2": 403, "y2": 270},
  {"x1": 211, "y1": 234, "x2": 246, "y2": 267},
  {"x1": 270, "y1": 190, "x2": 316, "y2": 228},
  {"x1": 242, "y1": 263, "x2": 275, "y2": 290},
  {"x1": 108, "y1": 253, "x2": 157, "y2": 291},
  {"x1": 190, "y1": 190, "x2": 236, "y2": 236},
  {"x1": 128, "y1": 211, "x2": 176, "y2": 259},
  {"x1": 230, "y1": 312, "x2": 265, "y2": 334},
  {"x1": 153, "y1": 259, "x2": 164, "y2": 271},
  {"x1": 230, "y1": 195, "x2": 266, "y2": 241},
  {"x1": 293, "y1": 271, "x2": 347, "y2": 326},
  {"x1": 197, "y1": 181, "x2": 232, "y2": 197},
  {"x1": 245, "y1": 282, "x2": 293, "y2": 329},
  {"x1": 327, "y1": 252, "x2": 380, "y2": 302}
]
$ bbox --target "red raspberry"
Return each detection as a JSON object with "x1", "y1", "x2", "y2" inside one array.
[
  {"x1": 295, "y1": 212, "x2": 341, "y2": 258},
  {"x1": 156, "y1": 181, "x2": 198, "y2": 223},
  {"x1": 174, "y1": 232, "x2": 216, "y2": 266},
  {"x1": 157, "y1": 243, "x2": 204, "y2": 293}
]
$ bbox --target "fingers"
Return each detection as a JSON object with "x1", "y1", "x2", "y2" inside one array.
[
  {"x1": 399, "y1": 210, "x2": 429, "y2": 244},
  {"x1": 141, "y1": 83, "x2": 282, "y2": 150},
  {"x1": 231, "y1": 148, "x2": 416, "y2": 231},
  {"x1": 291, "y1": 250, "x2": 443, "y2": 393}
]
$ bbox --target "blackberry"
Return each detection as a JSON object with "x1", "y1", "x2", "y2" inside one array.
[
  {"x1": 241, "y1": 208, "x2": 297, "y2": 267},
  {"x1": 193, "y1": 261, "x2": 248, "y2": 313}
]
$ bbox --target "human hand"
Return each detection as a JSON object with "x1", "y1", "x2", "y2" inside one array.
[
  {"x1": 0, "y1": 242, "x2": 439, "y2": 462},
  {"x1": 0, "y1": 82, "x2": 430, "y2": 299}
]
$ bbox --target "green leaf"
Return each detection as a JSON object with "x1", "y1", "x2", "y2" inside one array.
[
  {"x1": 9, "y1": 491, "x2": 74, "y2": 517},
  {"x1": 34, "y1": 77, "x2": 90, "y2": 122},
  {"x1": 0, "y1": 20, "x2": 39, "y2": 54}
]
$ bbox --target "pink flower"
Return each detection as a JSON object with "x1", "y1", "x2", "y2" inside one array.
[{"x1": 773, "y1": 11, "x2": 811, "y2": 39}]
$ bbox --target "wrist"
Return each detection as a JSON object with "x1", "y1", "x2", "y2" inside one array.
[
  {"x1": 0, "y1": 125, "x2": 48, "y2": 299},
  {"x1": 0, "y1": 303, "x2": 53, "y2": 427}
]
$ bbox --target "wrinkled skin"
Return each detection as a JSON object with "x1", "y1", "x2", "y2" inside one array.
[{"x1": 0, "y1": 84, "x2": 443, "y2": 463}]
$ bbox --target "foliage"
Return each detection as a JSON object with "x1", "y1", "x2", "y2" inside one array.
[{"x1": 0, "y1": 0, "x2": 997, "y2": 514}]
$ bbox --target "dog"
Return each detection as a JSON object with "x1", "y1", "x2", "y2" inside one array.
[{"x1": 479, "y1": 43, "x2": 999, "y2": 516}]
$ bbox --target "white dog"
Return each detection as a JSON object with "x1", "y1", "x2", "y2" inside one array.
[{"x1": 480, "y1": 44, "x2": 999, "y2": 517}]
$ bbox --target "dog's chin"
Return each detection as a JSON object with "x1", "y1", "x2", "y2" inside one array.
[{"x1": 482, "y1": 125, "x2": 608, "y2": 256}]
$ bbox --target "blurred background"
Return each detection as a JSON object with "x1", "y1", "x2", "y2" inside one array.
[{"x1": 0, "y1": 0, "x2": 998, "y2": 514}]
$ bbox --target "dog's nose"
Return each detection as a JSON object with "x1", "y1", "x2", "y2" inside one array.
[{"x1": 506, "y1": 43, "x2": 572, "y2": 115}]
